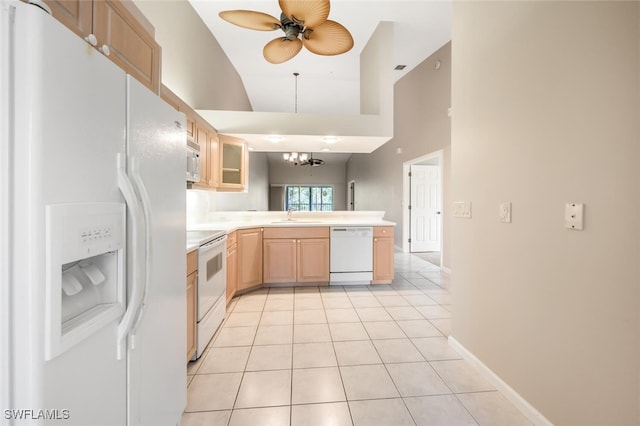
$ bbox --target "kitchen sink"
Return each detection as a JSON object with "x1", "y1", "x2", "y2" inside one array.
[{"x1": 270, "y1": 219, "x2": 323, "y2": 224}]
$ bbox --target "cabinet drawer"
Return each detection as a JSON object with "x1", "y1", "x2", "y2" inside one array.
[
  {"x1": 263, "y1": 227, "x2": 329, "y2": 239},
  {"x1": 187, "y1": 250, "x2": 198, "y2": 276},
  {"x1": 373, "y1": 226, "x2": 394, "y2": 238}
]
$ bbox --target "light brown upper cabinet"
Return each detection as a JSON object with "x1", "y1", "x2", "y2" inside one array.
[
  {"x1": 160, "y1": 86, "x2": 221, "y2": 190},
  {"x1": 44, "y1": 0, "x2": 160, "y2": 94},
  {"x1": 207, "y1": 130, "x2": 220, "y2": 188},
  {"x1": 218, "y1": 134, "x2": 247, "y2": 191},
  {"x1": 195, "y1": 123, "x2": 209, "y2": 186}
]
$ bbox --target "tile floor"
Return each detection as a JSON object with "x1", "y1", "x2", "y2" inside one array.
[{"x1": 182, "y1": 253, "x2": 533, "y2": 426}]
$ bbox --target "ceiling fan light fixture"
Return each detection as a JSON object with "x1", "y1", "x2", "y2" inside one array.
[
  {"x1": 282, "y1": 151, "x2": 323, "y2": 166},
  {"x1": 220, "y1": 0, "x2": 352, "y2": 64}
]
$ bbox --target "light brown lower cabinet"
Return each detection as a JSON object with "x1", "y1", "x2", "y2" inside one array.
[
  {"x1": 237, "y1": 228, "x2": 263, "y2": 292},
  {"x1": 263, "y1": 227, "x2": 330, "y2": 284},
  {"x1": 263, "y1": 239, "x2": 297, "y2": 283},
  {"x1": 296, "y1": 238, "x2": 330, "y2": 282},
  {"x1": 372, "y1": 226, "x2": 395, "y2": 284},
  {"x1": 186, "y1": 250, "x2": 198, "y2": 361},
  {"x1": 226, "y1": 231, "x2": 238, "y2": 304}
]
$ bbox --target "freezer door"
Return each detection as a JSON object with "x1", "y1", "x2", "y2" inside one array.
[
  {"x1": 125, "y1": 75, "x2": 187, "y2": 426},
  {"x1": 6, "y1": 2, "x2": 127, "y2": 425}
]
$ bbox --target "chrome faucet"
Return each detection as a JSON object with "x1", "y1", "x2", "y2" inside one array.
[{"x1": 287, "y1": 207, "x2": 296, "y2": 221}]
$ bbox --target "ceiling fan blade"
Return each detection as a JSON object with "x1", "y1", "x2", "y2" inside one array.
[
  {"x1": 279, "y1": 0, "x2": 330, "y2": 29},
  {"x1": 302, "y1": 20, "x2": 354, "y2": 55},
  {"x1": 219, "y1": 10, "x2": 281, "y2": 31},
  {"x1": 263, "y1": 37, "x2": 303, "y2": 64}
]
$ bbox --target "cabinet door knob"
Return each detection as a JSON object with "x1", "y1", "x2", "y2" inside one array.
[
  {"x1": 99, "y1": 44, "x2": 111, "y2": 56},
  {"x1": 84, "y1": 34, "x2": 98, "y2": 46}
]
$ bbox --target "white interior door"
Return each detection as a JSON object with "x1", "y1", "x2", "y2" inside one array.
[{"x1": 410, "y1": 165, "x2": 441, "y2": 252}]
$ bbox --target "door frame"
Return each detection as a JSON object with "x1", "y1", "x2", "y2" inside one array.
[
  {"x1": 402, "y1": 150, "x2": 444, "y2": 258},
  {"x1": 347, "y1": 180, "x2": 355, "y2": 211}
]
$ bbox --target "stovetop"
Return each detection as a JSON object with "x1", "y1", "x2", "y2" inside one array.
[{"x1": 186, "y1": 230, "x2": 226, "y2": 247}]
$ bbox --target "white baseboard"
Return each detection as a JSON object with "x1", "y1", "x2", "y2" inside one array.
[{"x1": 448, "y1": 336, "x2": 554, "y2": 426}]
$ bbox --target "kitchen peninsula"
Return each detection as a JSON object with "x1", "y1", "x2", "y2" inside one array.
[{"x1": 188, "y1": 211, "x2": 396, "y2": 301}]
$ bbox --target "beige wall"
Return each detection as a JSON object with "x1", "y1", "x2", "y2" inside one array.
[
  {"x1": 214, "y1": 152, "x2": 269, "y2": 212},
  {"x1": 347, "y1": 42, "x2": 451, "y2": 268},
  {"x1": 186, "y1": 152, "x2": 269, "y2": 225},
  {"x1": 134, "y1": 0, "x2": 251, "y2": 111},
  {"x1": 451, "y1": 2, "x2": 640, "y2": 424},
  {"x1": 269, "y1": 160, "x2": 348, "y2": 211},
  {"x1": 360, "y1": 21, "x2": 394, "y2": 120},
  {"x1": 135, "y1": 1, "x2": 269, "y2": 217}
]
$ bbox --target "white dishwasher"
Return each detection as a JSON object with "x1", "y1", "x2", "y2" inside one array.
[{"x1": 330, "y1": 226, "x2": 373, "y2": 285}]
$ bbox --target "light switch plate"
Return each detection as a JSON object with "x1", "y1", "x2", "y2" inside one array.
[
  {"x1": 499, "y1": 202, "x2": 511, "y2": 223},
  {"x1": 453, "y1": 201, "x2": 471, "y2": 218},
  {"x1": 565, "y1": 203, "x2": 584, "y2": 230}
]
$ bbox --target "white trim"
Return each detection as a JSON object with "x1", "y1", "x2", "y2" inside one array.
[
  {"x1": 347, "y1": 180, "x2": 355, "y2": 211},
  {"x1": 402, "y1": 150, "x2": 444, "y2": 255},
  {"x1": 448, "y1": 336, "x2": 554, "y2": 426}
]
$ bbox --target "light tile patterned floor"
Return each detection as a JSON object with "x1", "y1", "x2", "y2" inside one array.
[{"x1": 182, "y1": 252, "x2": 532, "y2": 426}]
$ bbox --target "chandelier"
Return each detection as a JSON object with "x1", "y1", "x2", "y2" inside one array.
[{"x1": 282, "y1": 152, "x2": 324, "y2": 166}]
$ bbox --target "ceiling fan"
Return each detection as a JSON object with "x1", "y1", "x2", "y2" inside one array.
[
  {"x1": 283, "y1": 152, "x2": 325, "y2": 166},
  {"x1": 219, "y1": 0, "x2": 354, "y2": 64}
]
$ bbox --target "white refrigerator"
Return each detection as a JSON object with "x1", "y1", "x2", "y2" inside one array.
[{"x1": 0, "y1": 1, "x2": 187, "y2": 425}]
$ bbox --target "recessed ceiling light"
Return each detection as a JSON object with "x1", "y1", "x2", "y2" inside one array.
[
  {"x1": 323, "y1": 136, "x2": 338, "y2": 144},
  {"x1": 321, "y1": 148, "x2": 331, "y2": 152},
  {"x1": 394, "y1": 65, "x2": 406, "y2": 70},
  {"x1": 266, "y1": 135, "x2": 281, "y2": 143}
]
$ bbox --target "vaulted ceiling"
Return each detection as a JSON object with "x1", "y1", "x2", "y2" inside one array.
[{"x1": 189, "y1": 0, "x2": 451, "y2": 153}]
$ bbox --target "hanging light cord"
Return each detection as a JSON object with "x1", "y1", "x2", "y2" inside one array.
[{"x1": 293, "y1": 72, "x2": 299, "y2": 113}]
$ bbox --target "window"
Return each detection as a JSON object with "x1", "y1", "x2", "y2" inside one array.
[{"x1": 285, "y1": 186, "x2": 333, "y2": 211}]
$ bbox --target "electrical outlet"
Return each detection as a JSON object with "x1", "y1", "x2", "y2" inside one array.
[
  {"x1": 453, "y1": 201, "x2": 471, "y2": 218},
  {"x1": 565, "y1": 203, "x2": 584, "y2": 230},
  {"x1": 499, "y1": 202, "x2": 511, "y2": 223}
]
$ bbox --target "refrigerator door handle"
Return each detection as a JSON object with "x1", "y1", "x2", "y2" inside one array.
[
  {"x1": 128, "y1": 157, "x2": 153, "y2": 347},
  {"x1": 115, "y1": 153, "x2": 146, "y2": 360}
]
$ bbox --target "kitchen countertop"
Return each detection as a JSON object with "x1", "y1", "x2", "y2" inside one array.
[{"x1": 186, "y1": 211, "x2": 395, "y2": 251}]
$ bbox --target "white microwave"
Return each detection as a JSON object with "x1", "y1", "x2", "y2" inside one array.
[{"x1": 186, "y1": 139, "x2": 200, "y2": 183}]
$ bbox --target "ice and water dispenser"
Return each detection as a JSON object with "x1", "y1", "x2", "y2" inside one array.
[{"x1": 45, "y1": 203, "x2": 126, "y2": 360}]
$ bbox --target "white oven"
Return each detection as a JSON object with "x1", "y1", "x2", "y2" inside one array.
[{"x1": 187, "y1": 230, "x2": 227, "y2": 359}]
